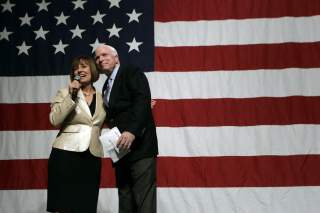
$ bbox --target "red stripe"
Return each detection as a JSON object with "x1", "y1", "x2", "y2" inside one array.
[
  {"x1": 153, "y1": 96, "x2": 320, "y2": 127},
  {"x1": 0, "y1": 159, "x2": 115, "y2": 189},
  {"x1": 155, "y1": 43, "x2": 320, "y2": 71},
  {"x1": 1, "y1": 156, "x2": 320, "y2": 189},
  {"x1": 2, "y1": 96, "x2": 320, "y2": 130},
  {"x1": 155, "y1": 0, "x2": 320, "y2": 21},
  {"x1": 0, "y1": 103, "x2": 53, "y2": 130}
]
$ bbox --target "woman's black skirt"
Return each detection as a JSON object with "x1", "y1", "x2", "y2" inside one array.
[{"x1": 47, "y1": 148, "x2": 101, "y2": 213}]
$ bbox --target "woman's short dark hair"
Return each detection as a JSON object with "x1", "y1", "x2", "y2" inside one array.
[{"x1": 70, "y1": 56, "x2": 99, "y2": 83}]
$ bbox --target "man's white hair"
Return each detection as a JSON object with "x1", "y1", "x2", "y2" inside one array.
[{"x1": 95, "y1": 44, "x2": 118, "y2": 57}]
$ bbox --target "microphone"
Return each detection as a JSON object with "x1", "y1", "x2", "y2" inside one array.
[
  {"x1": 74, "y1": 75, "x2": 81, "y2": 81},
  {"x1": 71, "y1": 75, "x2": 81, "y2": 100}
]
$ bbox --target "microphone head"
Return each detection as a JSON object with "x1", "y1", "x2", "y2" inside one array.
[{"x1": 74, "y1": 75, "x2": 81, "y2": 81}]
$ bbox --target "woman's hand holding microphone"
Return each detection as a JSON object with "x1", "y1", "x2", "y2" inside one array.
[{"x1": 69, "y1": 75, "x2": 81, "y2": 100}]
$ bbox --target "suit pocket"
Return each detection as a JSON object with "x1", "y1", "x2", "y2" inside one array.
[
  {"x1": 61, "y1": 125, "x2": 81, "y2": 133},
  {"x1": 56, "y1": 126, "x2": 80, "y2": 137}
]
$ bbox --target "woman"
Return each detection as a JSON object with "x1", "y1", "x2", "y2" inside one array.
[{"x1": 47, "y1": 56, "x2": 106, "y2": 213}]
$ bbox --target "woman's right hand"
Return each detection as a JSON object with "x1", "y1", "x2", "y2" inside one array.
[{"x1": 69, "y1": 80, "x2": 81, "y2": 99}]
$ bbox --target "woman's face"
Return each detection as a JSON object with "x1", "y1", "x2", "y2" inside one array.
[{"x1": 74, "y1": 60, "x2": 92, "y2": 85}]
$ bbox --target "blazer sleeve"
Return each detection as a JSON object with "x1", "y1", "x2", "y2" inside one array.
[
  {"x1": 125, "y1": 67, "x2": 152, "y2": 136},
  {"x1": 49, "y1": 88, "x2": 76, "y2": 127}
]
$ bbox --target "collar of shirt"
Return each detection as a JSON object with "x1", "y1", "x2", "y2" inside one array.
[
  {"x1": 109, "y1": 63, "x2": 120, "y2": 83},
  {"x1": 105, "y1": 63, "x2": 120, "y2": 102}
]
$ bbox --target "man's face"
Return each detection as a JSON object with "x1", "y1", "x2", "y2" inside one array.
[{"x1": 95, "y1": 45, "x2": 118, "y2": 74}]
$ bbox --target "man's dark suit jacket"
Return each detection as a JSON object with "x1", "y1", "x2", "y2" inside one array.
[{"x1": 104, "y1": 64, "x2": 158, "y2": 163}]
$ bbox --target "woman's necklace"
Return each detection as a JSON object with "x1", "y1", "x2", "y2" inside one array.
[
  {"x1": 83, "y1": 91, "x2": 91, "y2": 96},
  {"x1": 82, "y1": 87, "x2": 93, "y2": 96}
]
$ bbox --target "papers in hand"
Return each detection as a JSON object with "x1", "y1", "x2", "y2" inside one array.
[{"x1": 99, "y1": 127, "x2": 130, "y2": 162}]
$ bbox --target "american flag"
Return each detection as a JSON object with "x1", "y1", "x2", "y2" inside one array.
[{"x1": 1, "y1": 0, "x2": 320, "y2": 212}]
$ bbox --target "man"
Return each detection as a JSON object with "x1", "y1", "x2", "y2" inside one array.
[{"x1": 95, "y1": 44, "x2": 158, "y2": 213}]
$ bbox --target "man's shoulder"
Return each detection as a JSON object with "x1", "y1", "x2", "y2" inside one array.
[
  {"x1": 120, "y1": 64, "x2": 140, "y2": 72},
  {"x1": 119, "y1": 64, "x2": 144, "y2": 77}
]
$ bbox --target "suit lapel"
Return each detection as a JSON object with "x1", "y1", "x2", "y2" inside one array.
[
  {"x1": 108, "y1": 66, "x2": 122, "y2": 107},
  {"x1": 77, "y1": 90, "x2": 92, "y2": 118},
  {"x1": 92, "y1": 92, "x2": 102, "y2": 120}
]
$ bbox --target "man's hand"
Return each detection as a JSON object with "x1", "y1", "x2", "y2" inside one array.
[
  {"x1": 117, "y1": 131, "x2": 135, "y2": 150},
  {"x1": 151, "y1": 100, "x2": 156, "y2": 109}
]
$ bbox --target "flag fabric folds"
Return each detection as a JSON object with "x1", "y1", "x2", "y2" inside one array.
[{"x1": 1, "y1": 0, "x2": 320, "y2": 212}]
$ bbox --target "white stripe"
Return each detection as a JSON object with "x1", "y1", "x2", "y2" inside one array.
[
  {"x1": 158, "y1": 187, "x2": 320, "y2": 213},
  {"x1": 0, "y1": 75, "x2": 70, "y2": 104},
  {"x1": 1, "y1": 187, "x2": 319, "y2": 213},
  {"x1": 1, "y1": 68, "x2": 320, "y2": 103},
  {"x1": 148, "y1": 68, "x2": 320, "y2": 99},
  {"x1": 0, "y1": 75, "x2": 107, "y2": 103},
  {"x1": 155, "y1": 16, "x2": 320, "y2": 47},
  {"x1": 2, "y1": 125, "x2": 320, "y2": 159},
  {"x1": 0, "y1": 188, "x2": 118, "y2": 213},
  {"x1": 157, "y1": 125, "x2": 320, "y2": 157},
  {"x1": 0, "y1": 130, "x2": 55, "y2": 160}
]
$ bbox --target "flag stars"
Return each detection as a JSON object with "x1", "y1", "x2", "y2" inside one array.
[
  {"x1": 34, "y1": 26, "x2": 49, "y2": 40},
  {"x1": 53, "y1": 40, "x2": 69, "y2": 54},
  {"x1": 107, "y1": 23, "x2": 122, "y2": 38},
  {"x1": 55, "y1": 12, "x2": 70, "y2": 25},
  {"x1": 127, "y1": 9, "x2": 142, "y2": 23},
  {"x1": 90, "y1": 38, "x2": 102, "y2": 53},
  {"x1": 126, "y1": 37, "x2": 142, "y2": 52},
  {"x1": 19, "y1": 13, "x2": 34, "y2": 26},
  {"x1": 36, "y1": 0, "x2": 51, "y2": 12},
  {"x1": 0, "y1": 27, "x2": 13, "y2": 41},
  {"x1": 16, "y1": 41, "x2": 32, "y2": 55},
  {"x1": 91, "y1": 10, "x2": 106, "y2": 24},
  {"x1": 72, "y1": 0, "x2": 86, "y2": 10},
  {"x1": 70, "y1": 25, "x2": 85, "y2": 39},
  {"x1": 1, "y1": 0, "x2": 15, "y2": 13},
  {"x1": 108, "y1": 0, "x2": 121, "y2": 8}
]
